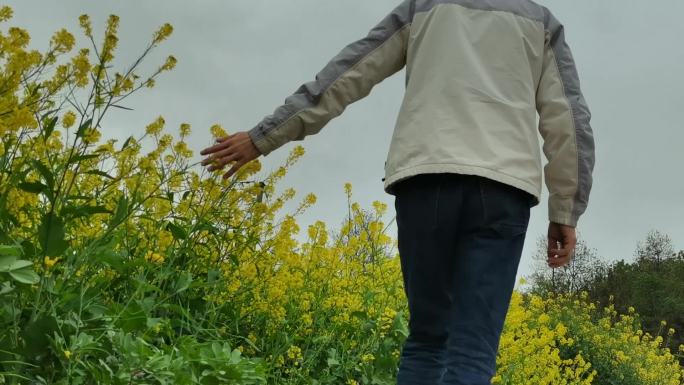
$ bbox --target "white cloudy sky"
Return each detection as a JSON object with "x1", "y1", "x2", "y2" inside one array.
[{"x1": 6, "y1": 1, "x2": 684, "y2": 287}]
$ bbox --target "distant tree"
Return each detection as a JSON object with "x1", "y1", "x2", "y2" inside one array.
[
  {"x1": 635, "y1": 229, "x2": 676, "y2": 265},
  {"x1": 588, "y1": 239, "x2": 684, "y2": 366},
  {"x1": 528, "y1": 233, "x2": 607, "y2": 296}
]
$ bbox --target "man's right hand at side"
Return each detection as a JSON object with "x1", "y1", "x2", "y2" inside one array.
[{"x1": 547, "y1": 222, "x2": 577, "y2": 268}]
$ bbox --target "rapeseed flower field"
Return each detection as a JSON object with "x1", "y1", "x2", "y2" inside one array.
[{"x1": 0, "y1": 6, "x2": 681, "y2": 384}]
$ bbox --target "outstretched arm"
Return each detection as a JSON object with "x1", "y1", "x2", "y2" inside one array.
[
  {"x1": 201, "y1": 1, "x2": 414, "y2": 178},
  {"x1": 246, "y1": 0, "x2": 413, "y2": 157}
]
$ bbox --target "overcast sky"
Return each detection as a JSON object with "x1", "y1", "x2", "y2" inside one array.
[{"x1": 6, "y1": 1, "x2": 684, "y2": 287}]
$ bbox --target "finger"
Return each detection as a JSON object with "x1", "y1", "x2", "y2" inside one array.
[
  {"x1": 548, "y1": 255, "x2": 571, "y2": 268},
  {"x1": 548, "y1": 237, "x2": 561, "y2": 251},
  {"x1": 200, "y1": 139, "x2": 231, "y2": 156},
  {"x1": 549, "y1": 261, "x2": 570, "y2": 269},
  {"x1": 549, "y1": 250, "x2": 572, "y2": 262},
  {"x1": 208, "y1": 154, "x2": 239, "y2": 171},
  {"x1": 548, "y1": 253, "x2": 571, "y2": 262},
  {"x1": 562, "y1": 229, "x2": 577, "y2": 248},
  {"x1": 223, "y1": 161, "x2": 243, "y2": 179},
  {"x1": 559, "y1": 239, "x2": 577, "y2": 258},
  {"x1": 547, "y1": 247, "x2": 572, "y2": 258},
  {"x1": 216, "y1": 135, "x2": 233, "y2": 143},
  {"x1": 202, "y1": 146, "x2": 235, "y2": 166}
]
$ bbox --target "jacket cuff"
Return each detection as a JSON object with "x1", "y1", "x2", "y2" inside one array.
[
  {"x1": 549, "y1": 214, "x2": 577, "y2": 228},
  {"x1": 548, "y1": 198, "x2": 579, "y2": 227},
  {"x1": 247, "y1": 124, "x2": 277, "y2": 157}
]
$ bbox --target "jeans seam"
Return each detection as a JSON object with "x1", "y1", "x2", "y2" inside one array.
[
  {"x1": 478, "y1": 177, "x2": 487, "y2": 225},
  {"x1": 433, "y1": 174, "x2": 443, "y2": 228}
]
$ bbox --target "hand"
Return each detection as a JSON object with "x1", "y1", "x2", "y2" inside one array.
[
  {"x1": 547, "y1": 222, "x2": 576, "y2": 268},
  {"x1": 200, "y1": 132, "x2": 262, "y2": 179}
]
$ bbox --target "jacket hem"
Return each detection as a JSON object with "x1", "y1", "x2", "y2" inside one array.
[{"x1": 383, "y1": 163, "x2": 541, "y2": 206}]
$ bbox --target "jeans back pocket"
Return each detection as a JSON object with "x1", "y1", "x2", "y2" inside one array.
[{"x1": 478, "y1": 177, "x2": 531, "y2": 238}]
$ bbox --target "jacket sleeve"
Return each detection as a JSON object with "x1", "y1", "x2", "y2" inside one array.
[
  {"x1": 536, "y1": 8, "x2": 596, "y2": 227},
  {"x1": 247, "y1": 1, "x2": 413, "y2": 157}
]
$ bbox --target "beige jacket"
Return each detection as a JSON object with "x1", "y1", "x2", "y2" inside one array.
[{"x1": 247, "y1": 0, "x2": 595, "y2": 227}]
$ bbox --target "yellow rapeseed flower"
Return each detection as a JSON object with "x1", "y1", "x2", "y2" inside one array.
[
  {"x1": 153, "y1": 23, "x2": 173, "y2": 43},
  {"x1": 50, "y1": 28, "x2": 75, "y2": 53},
  {"x1": 61, "y1": 111, "x2": 77, "y2": 128},
  {"x1": 63, "y1": 350, "x2": 72, "y2": 359},
  {"x1": 361, "y1": 353, "x2": 375, "y2": 363},
  {"x1": 210, "y1": 124, "x2": 227, "y2": 138},
  {"x1": 145, "y1": 116, "x2": 165, "y2": 135},
  {"x1": 144, "y1": 250, "x2": 165, "y2": 264},
  {"x1": 44, "y1": 256, "x2": 60, "y2": 269},
  {"x1": 0, "y1": 6, "x2": 13, "y2": 22},
  {"x1": 78, "y1": 14, "x2": 92, "y2": 37},
  {"x1": 160, "y1": 55, "x2": 177, "y2": 71},
  {"x1": 286, "y1": 345, "x2": 302, "y2": 361},
  {"x1": 83, "y1": 128, "x2": 101, "y2": 144},
  {"x1": 179, "y1": 123, "x2": 191, "y2": 137}
]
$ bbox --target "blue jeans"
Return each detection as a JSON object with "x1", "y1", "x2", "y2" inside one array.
[{"x1": 394, "y1": 173, "x2": 533, "y2": 385}]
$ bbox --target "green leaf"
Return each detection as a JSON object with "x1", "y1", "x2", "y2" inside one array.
[
  {"x1": 207, "y1": 269, "x2": 220, "y2": 283},
  {"x1": 31, "y1": 159, "x2": 54, "y2": 190},
  {"x1": 196, "y1": 221, "x2": 219, "y2": 235},
  {"x1": 0, "y1": 281, "x2": 14, "y2": 295},
  {"x1": 66, "y1": 195, "x2": 91, "y2": 200},
  {"x1": 327, "y1": 357, "x2": 339, "y2": 367},
  {"x1": 166, "y1": 221, "x2": 187, "y2": 240},
  {"x1": 0, "y1": 245, "x2": 22, "y2": 257},
  {"x1": 96, "y1": 244, "x2": 128, "y2": 273},
  {"x1": 110, "y1": 196, "x2": 129, "y2": 227},
  {"x1": 115, "y1": 302, "x2": 147, "y2": 333},
  {"x1": 228, "y1": 253, "x2": 239, "y2": 267},
  {"x1": 110, "y1": 104, "x2": 133, "y2": 111},
  {"x1": 394, "y1": 311, "x2": 409, "y2": 338},
  {"x1": 86, "y1": 169, "x2": 115, "y2": 179},
  {"x1": 174, "y1": 272, "x2": 192, "y2": 294},
  {"x1": 38, "y1": 213, "x2": 68, "y2": 257},
  {"x1": 62, "y1": 204, "x2": 112, "y2": 219},
  {"x1": 121, "y1": 136, "x2": 133, "y2": 150},
  {"x1": 8, "y1": 260, "x2": 32, "y2": 271},
  {"x1": 76, "y1": 117, "x2": 93, "y2": 138},
  {"x1": 17, "y1": 182, "x2": 46, "y2": 194},
  {"x1": 20, "y1": 240, "x2": 36, "y2": 259},
  {"x1": 43, "y1": 116, "x2": 58, "y2": 140},
  {"x1": 0, "y1": 255, "x2": 17, "y2": 272},
  {"x1": 19, "y1": 316, "x2": 58, "y2": 356},
  {"x1": 71, "y1": 154, "x2": 101, "y2": 163},
  {"x1": 9, "y1": 268, "x2": 40, "y2": 284},
  {"x1": 82, "y1": 205, "x2": 112, "y2": 215}
]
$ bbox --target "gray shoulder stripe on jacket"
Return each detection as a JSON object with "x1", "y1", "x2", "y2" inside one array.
[
  {"x1": 545, "y1": 9, "x2": 596, "y2": 224},
  {"x1": 250, "y1": 1, "x2": 414, "y2": 145},
  {"x1": 414, "y1": 0, "x2": 545, "y2": 24}
]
